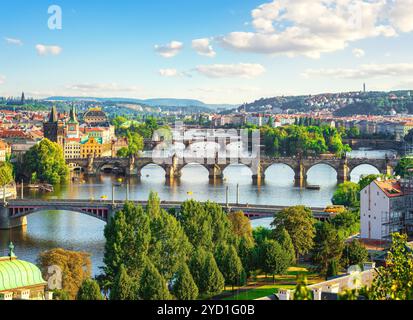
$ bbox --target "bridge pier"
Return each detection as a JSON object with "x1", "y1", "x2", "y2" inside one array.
[
  {"x1": 294, "y1": 162, "x2": 306, "y2": 188},
  {"x1": 0, "y1": 203, "x2": 27, "y2": 230},
  {"x1": 337, "y1": 159, "x2": 350, "y2": 184},
  {"x1": 207, "y1": 164, "x2": 224, "y2": 182}
]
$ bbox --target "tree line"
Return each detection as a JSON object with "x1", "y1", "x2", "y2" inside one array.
[{"x1": 260, "y1": 124, "x2": 351, "y2": 158}]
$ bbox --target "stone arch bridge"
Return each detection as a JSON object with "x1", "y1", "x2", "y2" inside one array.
[{"x1": 66, "y1": 155, "x2": 398, "y2": 186}]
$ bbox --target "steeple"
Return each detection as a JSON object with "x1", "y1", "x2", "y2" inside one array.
[
  {"x1": 8, "y1": 242, "x2": 16, "y2": 260},
  {"x1": 48, "y1": 106, "x2": 58, "y2": 123},
  {"x1": 69, "y1": 104, "x2": 78, "y2": 124}
]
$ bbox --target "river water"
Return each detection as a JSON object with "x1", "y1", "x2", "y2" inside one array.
[{"x1": 0, "y1": 149, "x2": 396, "y2": 275}]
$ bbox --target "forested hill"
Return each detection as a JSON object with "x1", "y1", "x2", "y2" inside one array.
[{"x1": 235, "y1": 90, "x2": 413, "y2": 116}]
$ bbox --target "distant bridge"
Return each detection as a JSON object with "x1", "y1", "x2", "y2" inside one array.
[
  {"x1": 0, "y1": 199, "x2": 330, "y2": 230},
  {"x1": 66, "y1": 154, "x2": 398, "y2": 186}
]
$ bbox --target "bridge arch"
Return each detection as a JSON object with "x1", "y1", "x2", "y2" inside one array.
[
  {"x1": 8, "y1": 206, "x2": 110, "y2": 223},
  {"x1": 349, "y1": 163, "x2": 381, "y2": 182},
  {"x1": 181, "y1": 163, "x2": 209, "y2": 181},
  {"x1": 223, "y1": 163, "x2": 253, "y2": 182},
  {"x1": 139, "y1": 163, "x2": 166, "y2": 178},
  {"x1": 263, "y1": 163, "x2": 295, "y2": 185},
  {"x1": 97, "y1": 161, "x2": 127, "y2": 174}
]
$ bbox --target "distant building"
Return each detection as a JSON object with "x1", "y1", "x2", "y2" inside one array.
[
  {"x1": 80, "y1": 137, "x2": 111, "y2": 158},
  {"x1": 83, "y1": 107, "x2": 109, "y2": 126},
  {"x1": 395, "y1": 122, "x2": 413, "y2": 141},
  {"x1": 0, "y1": 243, "x2": 51, "y2": 300},
  {"x1": 64, "y1": 138, "x2": 81, "y2": 159},
  {"x1": 0, "y1": 140, "x2": 11, "y2": 162}
]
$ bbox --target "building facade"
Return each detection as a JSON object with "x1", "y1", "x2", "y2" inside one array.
[{"x1": 360, "y1": 178, "x2": 413, "y2": 241}]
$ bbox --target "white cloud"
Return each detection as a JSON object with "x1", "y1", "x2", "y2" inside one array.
[
  {"x1": 0, "y1": 75, "x2": 5, "y2": 85},
  {"x1": 35, "y1": 44, "x2": 62, "y2": 56},
  {"x1": 302, "y1": 63, "x2": 413, "y2": 79},
  {"x1": 352, "y1": 48, "x2": 365, "y2": 58},
  {"x1": 192, "y1": 38, "x2": 216, "y2": 57},
  {"x1": 195, "y1": 63, "x2": 265, "y2": 78},
  {"x1": 159, "y1": 69, "x2": 179, "y2": 77},
  {"x1": 218, "y1": 0, "x2": 409, "y2": 58},
  {"x1": 389, "y1": 0, "x2": 413, "y2": 32},
  {"x1": 154, "y1": 41, "x2": 183, "y2": 58},
  {"x1": 5, "y1": 37, "x2": 23, "y2": 46}
]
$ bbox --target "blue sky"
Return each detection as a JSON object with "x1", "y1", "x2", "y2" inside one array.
[{"x1": 1, "y1": 0, "x2": 413, "y2": 104}]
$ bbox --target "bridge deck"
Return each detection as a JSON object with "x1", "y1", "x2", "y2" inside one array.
[{"x1": 6, "y1": 199, "x2": 330, "y2": 220}]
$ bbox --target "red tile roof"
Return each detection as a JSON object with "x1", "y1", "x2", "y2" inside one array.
[{"x1": 374, "y1": 179, "x2": 404, "y2": 198}]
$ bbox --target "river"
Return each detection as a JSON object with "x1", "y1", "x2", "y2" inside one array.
[{"x1": 0, "y1": 149, "x2": 396, "y2": 275}]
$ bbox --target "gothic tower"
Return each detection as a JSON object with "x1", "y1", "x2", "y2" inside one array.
[{"x1": 43, "y1": 106, "x2": 59, "y2": 142}]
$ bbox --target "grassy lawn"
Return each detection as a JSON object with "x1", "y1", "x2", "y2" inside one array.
[{"x1": 222, "y1": 266, "x2": 324, "y2": 301}]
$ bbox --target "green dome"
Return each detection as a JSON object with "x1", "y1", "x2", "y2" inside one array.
[{"x1": 0, "y1": 258, "x2": 47, "y2": 292}]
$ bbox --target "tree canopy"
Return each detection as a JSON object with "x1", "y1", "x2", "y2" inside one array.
[
  {"x1": 38, "y1": 248, "x2": 91, "y2": 300},
  {"x1": 271, "y1": 206, "x2": 316, "y2": 258},
  {"x1": 21, "y1": 139, "x2": 69, "y2": 185}
]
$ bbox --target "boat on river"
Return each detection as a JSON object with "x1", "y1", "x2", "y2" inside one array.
[{"x1": 306, "y1": 185, "x2": 321, "y2": 190}]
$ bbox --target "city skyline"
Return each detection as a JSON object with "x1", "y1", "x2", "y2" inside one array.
[{"x1": 1, "y1": 0, "x2": 413, "y2": 104}]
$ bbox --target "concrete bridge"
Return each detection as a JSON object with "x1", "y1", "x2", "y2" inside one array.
[
  {"x1": 0, "y1": 199, "x2": 330, "y2": 230},
  {"x1": 66, "y1": 155, "x2": 398, "y2": 186}
]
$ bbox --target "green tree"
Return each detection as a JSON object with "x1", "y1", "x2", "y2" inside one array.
[
  {"x1": 76, "y1": 279, "x2": 104, "y2": 300},
  {"x1": 190, "y1": 249, "x2": 224, "y2": 297},
  {"x1": 148, "y1": 203, "x2": 191, "y2": 281},
  {"x1": 395, "y1": 157, "x2": 413, "y2": 178},
  {"x1": 22, "y1": 139, "x2": 69, "y2": 185},
  {"x1": 326, "y1": 259, "x2": 339, "y2": 278},
  {"x1": 215, "y1": 244, "x2": 245, "y2": 291},
  {"x1": 262, "y1": 240, "x2": 290, "y2": 283},
  {"x1": 342, "y1": 240, "x2": 369, "y2": 269},
  {"x1": 274, "y1": 227, "x2": 296, "y2": 265},
  {"x1": 228, "y1": 211, "x2": 254, "y2": 247},
  {"x1": 311, "y1": 222, "x2": 344, "y2": 278},
  {"x1": 172, "y1": 263, "x2": 199, "y2": 300},
  {"x1": 103, "y1": 202, "x2": 151, "y2": 283},
  {"x1": 271, "y1": 206, "x2": 316, "y2": 259},
  {"x1": 205, "y1": 202, "x2": 233, "y2": 248},
  {"x1": 0, "y1": 162, "x2": 14, "y2": 186},
  {"x1": 177, "y1": 200, "x2": 213, "y2": 249},
  {"x1": 369, "y1": 233, "x2": 413, "y2": 300},
  {"x1": 253, "y1": 227, "x2": 272, "y2": 246},
  {"x1": 332, "y1": 182, "x2": 360, "y2": 208},
  {"x1": 358, "y1": 174, "x2": 383, "y2": 191},
  {"x1": 117, "y1": 132, "x2": 144, "y2": 157},
  {"x1": 293, "y1": 276, "x2": 313, "y2": 300},
  {"x1": 139, "y1": 260, "x2": 172, "y2": 300},
  {"x1": 201, "y1": 252, "x2": 225, "y2": 297},
  {"x1": 110, "y1": 264, "x2": 138, "y2": 300},
  {"x1": 330, "y1": 210, "x2": 360, "y2": 238}
]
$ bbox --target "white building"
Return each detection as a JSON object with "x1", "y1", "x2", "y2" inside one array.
[{"x1": 360, "y1": 178, "x2": 410, "y2": 241}]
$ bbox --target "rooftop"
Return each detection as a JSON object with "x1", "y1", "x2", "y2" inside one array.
[{"x1": 374, "y1": 179, "x2": 404, "y2": 198}]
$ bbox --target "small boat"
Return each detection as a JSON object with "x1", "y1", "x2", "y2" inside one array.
[
  {"x1": 187, "y1": 191, "x2": 193, "y2": 196},
  {"x1": 28, "y1": 184, "x2": 39, "y2": 189},
  {"x1": 306, "y1": 185, "x2": 321, "y2": 190}
]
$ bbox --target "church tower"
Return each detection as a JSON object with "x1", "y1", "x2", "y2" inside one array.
[
  {"x1": 66, "y1": 105, "x2": 80, "y2": 139},
  {"x1": 43, "y1": 106, "x2": 59, "y2": 142}
]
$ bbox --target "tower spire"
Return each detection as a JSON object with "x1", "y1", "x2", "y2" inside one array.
[{"x1": 48, "y1": 106, "x2": 58, "y2": 123}]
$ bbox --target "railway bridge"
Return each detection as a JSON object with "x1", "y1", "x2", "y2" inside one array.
[{"x1": 0, "y1": 199, "x2": 330, "y2": 230}]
